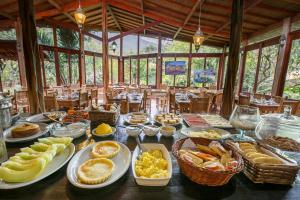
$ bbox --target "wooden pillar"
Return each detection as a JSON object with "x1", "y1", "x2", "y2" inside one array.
[
  {"x1": 187, "y1": 42, "x2": 192, "y2": 86},
  {"x1": 79, "y1": 32, "x2": 85, "y2": 86},
  {"x1": 129, "y1": 58, "x2": 132, "y2": 84},
  {"x1": 220, "y1": 0, "x2": 244, "y2": 118},
  {"x1": 118, "y1": 36, "x2": 123, "y2": 83},
  {"x1": 137, "y1": 34, "x2": 140, "y2": 85},
  {"x1": 15, "y1": 18, "x2": 27, "y2": 87},
  {"x1": 217, "y1": 46, "x2": 226, "y2": 89},
  {"x1": 272, "y1": 17, "x2": 291, "y2": 96},
  {"x1": 146, "y1": 57, "x2": 149, "y2": 85},
  {"x1": 18, "y1": 0, "x2": 45, "y2": 113},
  {"x1": 102, "y1": 0, "x2": 109, "y2": 101},
  {"x1": 156, "y1": 36, "x2": 162, "y2": 88},
  {"x1": 40, "y1": 46, "x2": 47, "y2": 87},
  {"x1": 93, "y1": 55, "x2": 96, "y2": 85},
  {"x1": 253, "y1": 44, "x2": 262, "y2": 93},
  {"x1": 237, "y1": 40, "x2": 248, "y2": 93},
  {"x1": 68, "y1": 53, "x2": 71, "y2": 84},
  {"x1": 53, "y1": 25, "x2": 61, "y2": 86}
]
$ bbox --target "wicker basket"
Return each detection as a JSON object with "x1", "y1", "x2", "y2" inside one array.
[
  {"x1": 172, "y1": 137, "x2": 244, "y2": 186},
  {"x1": 226, "y1": 141, "x2": 300, "y2": 185},
  {"x1": 89, "y1": 104, "x2": 120, "y2": 128}
]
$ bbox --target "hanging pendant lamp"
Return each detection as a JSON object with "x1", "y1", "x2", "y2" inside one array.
[
  {"x1": 193, "y1": 2, "x2": 205, "y2": 52},
  {"x1": 74, "y1": 0, "x2": 86, "y2": 29}
]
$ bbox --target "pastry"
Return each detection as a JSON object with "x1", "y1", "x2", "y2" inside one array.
[
  {"x1": 11, "y1": 123, "x2": 40, "y2": 138},
  {"x1": 77, "y1": 158, "x2": 114, "y2": 185},
  {"x1": 91, "y1": 141, "x2": 120, "y2": 159}
]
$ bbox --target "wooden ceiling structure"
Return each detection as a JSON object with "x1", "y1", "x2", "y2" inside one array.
[{"x1": 0, "y1": 0, "x2": 300, "y2": 47}]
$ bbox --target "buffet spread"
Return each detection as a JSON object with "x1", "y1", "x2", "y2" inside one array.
[{"x1": 1, "y1": 104, "x2": 300, "y2": 191}]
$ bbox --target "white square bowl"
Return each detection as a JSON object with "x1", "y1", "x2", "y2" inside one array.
[{"x1": 132, "y1": 143, "x2": 172, "y2": 186}]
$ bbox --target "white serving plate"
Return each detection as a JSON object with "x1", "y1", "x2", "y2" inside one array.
[
  {"x1": 26, "y1": 111, "x2": 66, "y2": 123},
  {"x1": 3, "y1": 123, "x2": 50, "y2": 143},
  {"x1": 180, "y1": 127, "x2": 231, "y2": 140},
  {"x1": 0, "y1": 143, "x2": 75, "y2": 189},
  {"x1": 67, "y1": 141, "x2": 131, "y2": 189},
  {"x1": 132, "y1": 143, "x2": 172, "y2": 186},
  {"x1": 124, "y1": 112, "x2": 150, "y2": 125},
  {"x1": 52, "y1": 122, "x2": 88, "y2": 139},
  {"x1": 91, "y1": 127, "x2": 116, "y2": 137}
]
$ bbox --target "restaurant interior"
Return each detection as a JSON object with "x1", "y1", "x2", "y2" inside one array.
[{"x1": 1, "y1": 0, "x2": 300, "y2": 199}]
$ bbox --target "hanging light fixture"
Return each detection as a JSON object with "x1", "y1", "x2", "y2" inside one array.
[
  {"x1": 193, "y1": 2, "x2": 205, "y2": 52},
  {"x1": 74, "y1": 0, "x2": 86, "y2": 29},
  {"x1": 111, "y1": 41, "x2": 117, "y2": 53}
]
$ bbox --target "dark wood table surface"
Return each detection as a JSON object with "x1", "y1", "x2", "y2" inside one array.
[{"x1": 1, "y1": 115, "x2": 300, "y2": 200}]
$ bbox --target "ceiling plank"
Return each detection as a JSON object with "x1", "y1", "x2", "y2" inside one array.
[
  {"x1": 0, "y1": 11, "x2": 15, "y2": 20},
  {"x1": 107, "y1": 5, "x2": 122, "y2": 31},
  {"x1": 173, "y1": 0, "x2": 203, "y2": 39},
  {"x1": 282, "y1": 0, "x2": 300, "y2": 5},
  {"x1": 47, "y1": 0, "x2": 76, "y2": 23},
  {"x1": 140, "y1": 0, "x2": 145, "y2": 34}
]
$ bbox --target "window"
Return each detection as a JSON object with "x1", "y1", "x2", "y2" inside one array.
[
  {"x1": 256, "y1": 45, "x2": 279, "y2": 94},
  {"x1": 191, "y1": 57, "x2": 205, "y2": 87},
  {"x1": 70, "y1": 54, "x2": 79, "y2": 84},
  {"x1": 139, "y1": 36, "x2": 158, "y2": 54},
  {"x1": 110, "y1": 58, "x2": 118, "y2": 84},
  {"x1": 84, "y1": 35, "x2": 102, "y2": 53},
  {"x1": 124, "y1": 59, "x2": 130, "y2": 84},
  {"x1": 57, "y1": 28, "x2": 79, "y2": 50},
  {"x1": 148, "y1": 58, "x2": 156, "y2": 86},
  {"x1": 85, "y1": 55, "x2": 94, "y2": 85},
  {"x1": 131, "y1": 59, "x2": 137, "y2": 84},
  {"x1": 162, "y1": 57, "x2": 175, "y2": 86},
  {"x1": 123, "y1": 35, "x2": 138, "y2": 56},
  {"x1": 95, "y1": 56, "x2": 103, "y2": 85},
  {"x1": 1, "y1": 60, "x2": 20, "y2": 92},
  {"x1": 109, "y1": 32, "x2": 120, "y2": 56},
  {"x1": 37, "y1": 27, "x2": 54, "y2": 46},
  {"x1": 284, "y1": 39, "x2": 300, "y2": 99},
  {"x1": 58, "y1": 52, "x2": 69, "y2": 85},
  {"x1": 0, "y1": 29, "x2": 16, "y2": 40},
  {"x1": 162, "y1": 40, "x2": 189, "y2": 53},
  {"x1": 206, "y1": 57, "x2": 219, "y2": 86},
  {"x1": 243, "y1": 50, "x2": 259, "y2": 92},
  {"x1": 43, "y1": 50, "x2": 56, "y2": 86},
  {"x1": 192, "y1": 45, "x2": 222, "y2": 53},
  {"x1": 139, "y1": 58, "x2": 147, "y2": 85}
]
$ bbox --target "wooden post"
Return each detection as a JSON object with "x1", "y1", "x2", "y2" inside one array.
[
  {"x1": 218, "y1": 46, "x2": 227, "y2": 89},
  {"x1": 53, "y1": 25, "x2": 61, "y2": 86},
  {"x1": 110, "y1": 57, "x2": 113, "y2": 84},
  {"x1": 146, "y1": 57, "x2": 149, "y2": 85},
  {"x1": 187, "y1": 42, "x2": 192, "y2": 87},
  {"x1": 137, "y1": 34, "x2": 140, "y2": 85},
  {"x1": 79, "y1": 32, "x2": 85, "y2": 86},
  {"x1": 102, "y1": 0, "x2": 109, "y2": 102},
  {"x1": 15, "y1": 18, "x2": 27, "y2": 87},
  {"x1": 237, "y1": 40, "x2": 248, "y2": 93},
  {"x1": 272, "y1": 17, "x2": 291, "y2": 96},
  {"x1": 118, "y1": 36, "x2": 123, "y2": 83},
  {"x1": 220, "y1": 0, "x2": 244, "y2": 118},
  {"x1": 129, "y1": 58, "x2": 132, "y2": 84},
  {"x1": 253, "y1": 44, "x2": 262, "y2": 93},
  {"x1": 40, "y1": 46, "x2": 47, "y2": 87},
  {"x1": 93, "y1": 55, "x2": 96, "y2": 85},
  {"x1": 156, "y1": 35, "x2": 162, "y2": 88},
  {"x1": 18, "y1": 0, "x2": 45, "y2": 113},
  {"x1": 68, "y1": 53, "x2": 71, "y2": 84}
]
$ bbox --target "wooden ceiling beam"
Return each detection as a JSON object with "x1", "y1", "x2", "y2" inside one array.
[
  {"x1": 0, "y1": 19, "x2": 15, "y2": 28},
  {"x1": 107, "y1": 5, "x2": 122, "y2": 31},
  {"x1": 0, "y1": 11, "x2": 15, "y2": 20},
  {"x1": 47, "y1": 0, "x2": 76, "y2": 23},
  {"x1": 282, "y1": 0, "x2": 300, "y2": 5},
  {"x1": 140, "y1": 0, "x2": 146, "y2": 34},
  {"x1": 173, "y1": 0, "x2": 203, "y2": 40},
  {"x1": 108, "y1": 20, "x2": 161, "y2": 42}
]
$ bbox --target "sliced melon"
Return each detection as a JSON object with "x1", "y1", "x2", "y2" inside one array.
[
  {"x1": 52, "y1": 143, "x2": 66, "y2": 154},
  {"x1": 38, "y1": 137, "x2": 73, "y2": 146},
  {"x1": 0, "y1": 158, "x2": 46, "y2": 183},
  {"x1": 15, "y1": 145, "x2": 57, "y2": 164},
  {"x1": 30, "y1": 142, "x2": 50, "y2": 152},
  {"x1": 2, "y1": 160, "x2": 43, "y2": 171},
  {"x1": 20, "y1": 147, "x2": 42, "y2": 155}
]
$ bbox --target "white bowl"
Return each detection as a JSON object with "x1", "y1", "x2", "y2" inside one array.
[
  {"x1": 143, "y1": 125, "x2": 159, "y2": 136},
  {"x1": 160, "y1": 126, "x2": 176, "y2": 137},
  {"x1": 126, "y1": 125, "x2": 142, "y2": 137},
  {"x1": 132, "y1": 143, "x2": 172, "y2": 186}
]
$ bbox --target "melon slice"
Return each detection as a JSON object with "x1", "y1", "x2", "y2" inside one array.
[
  {"x1": 30, "y1": 142, "x2": 50, "y2": 152},
  {"x1": 38, "y1": 137, "x2": 73, "y2": 146}
]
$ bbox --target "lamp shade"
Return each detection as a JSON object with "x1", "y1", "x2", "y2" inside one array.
[
  {"x1": 193, "y1": 27, "x2": 205, "y2": 52},
  {"x1": 74, "y1": 7, "x2": 86, "y2": 28},
  {"x1": 111, "y1": 41, "x2": 117, "y2": 53}
]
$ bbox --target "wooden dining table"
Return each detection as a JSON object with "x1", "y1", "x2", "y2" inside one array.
[
  {"x1": 1, "y1": 115, "x2": 300, "y2": 200},
  {"x1": 113, "y1": 92, "x2": 144, "y2": 112},
  {"x1": 250, "y1": 101, "x2": 280, "y2": 113}
]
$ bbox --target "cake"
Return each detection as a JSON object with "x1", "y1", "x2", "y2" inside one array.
[{"x1": 11, "y1": 123, "x2": 40, "y2": 138}]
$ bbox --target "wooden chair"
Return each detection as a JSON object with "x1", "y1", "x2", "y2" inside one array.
[
  {"x1": 157, "y1": 92, "x2": 169, "y2": 112},
  {"x1": 106, "y1": 92, "x2": 115, "y2": 104},
  {"x1": 258, "y1": 105, "x2": 279, "y2": 114},
  {"x1": 90, "y1": 89, "x2": 98, "y2": 105},
  {"x1": 44, "y1": 95, "x2": 58, "y2": 112},
  {"x1": 15, "y1": 90, "x2": 29, "y2": 112},
  {"x1": 78, "y1": 92, "x2": 88, "y2": 109},
  {"x1": 215, "y1": 92, "x2": 223, "y2": 113},
  {"x1": 143, "y1": 90, "x2": 152, "y2": 113},
  {"x1": 120, "y1": 99, "x2": 129, "y2": 114},
  {"x1": 209, "y1": 85, "x2": 217, "y2": 90},
  {"x1": 189, "y1": 96, "x2": 211, "y2": 113},
  {"x1": 253, "y1": 93, "x2": 265, "y2": 100},
  {"x1": 238, "y1": 94, "x2": 250, "y2": 105},
  {"x1": 283, "y1": 100, "x2": 300, "y2": 114},
  {"x1": 272, "y1": 96, "x2": 283, "y2": 113}
]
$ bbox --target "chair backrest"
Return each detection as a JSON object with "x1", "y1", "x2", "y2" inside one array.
[
  {"x1": 44, "y1": 95, "x2": 58, "y2": 112},
  {"x1": 253, "y1": 93, "x2": 265, "y2": 99},
  {"x1": 190, "y1": 96, "x2": 211, "y2": 113},
  {"x1": 120, "y1": 99, "x2": 129, "y2": 114},
  {"x1": 272, "y1": 96, "x2": 283, "y2": 112},
  {"x1": 238, "y1": 94, "x2": 250, "y2": 105},
  {"x1": 259, "y1": 105, "x2": 279, "y2": 114},
  {"x1": 91, "y1": 89, "x2": 98, "y2": 99},
  {"x1": 283, "y1": 100, "x2": 300, "y2": 114},
  {"x1": 215, "y1": 92, "x2": 223, "y2": 106},
  {"x1": 15, "y1": 90, "x2": 29, "y2": 104},
  {"x1": 79, "y1": 92, "x2": 88, "y2": 106}
]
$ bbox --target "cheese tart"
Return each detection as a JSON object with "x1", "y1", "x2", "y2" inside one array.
[{"x1": 91, "y1": 141, "x2": 121, "y2": 159}]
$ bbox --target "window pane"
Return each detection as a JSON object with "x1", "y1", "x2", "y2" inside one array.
[
  {"x1": 162, "y1": 40, "x2": 189, "y2": 53},
  {"x1": 57, "y1": 28, "x2": 79, "y2": 50},
  {"x1": 37, "y1": 27, "x2": 54, "y2": 46},
  {"x1": 44, "y1": 51, "x2": 56, "y2": 86},
  {"x1": 243, "y1": 50, "x2": 258, "y2": 92},
  {"x1": 59, "y1": 52, "x2": 69, "y2": 85},
  {"x1": 1, "y1": 60, "x2": 20, "y2": 92},
  {"x1": 192, "y1": 45, "x2": 222, "y2": 53},
  {"x1": 139, "y1": 58, "x2": 147, "y2": 85},
  {"x1": 85, "y1": 55, "x2": 94, "y2": 85},
  {"x1": 84, "y1": 35, "x2": 102, "y2": 53},
  {"x1": 95, "y1": 57, "x2": 103, "y2": 85},
  {"x1": 131, "y1": 59, "x2": 137, "y2": 84},
  {"x1": 112, "y1": 58, "x2": 118, "y2": 84},
  {"x1": 257, "y1": 45, "x2": 279, "y2": 94},
  {"x1": 71, "y1": 54, "x2": 79, "y2": 84},
  {"x1": 0, "y1": 29, "x2": 16, "y2": 40},
  {"x1": 140, "y1": 36, "x2": 158, "y2": 54},
  {"x1": 162, "y1": 57, "x2": 175, "y2": 86},
  {"x1": 191, "y1": 57, "x2": 205, "y2": 87},
  {"x1": 205, "y1": 57, "x2": 219, "y2": 86},
  {"x1": 123, "y1": 35, "x2": 138, "y2": 56},
  {"x1": 148, "y1": 58, "x2": 156, "y2": 86},
  {"x1": 284, "y1": 39, "x2": 300, "y2": 99},
  {"x1": 109, "y1": 32, "x2": 120, "y2": 56},
  {"x1": 124, "y1": 59, "x2": 130, "y2": 84},
  {"x1": 175, "y1": 57, "x2": 188, "y2": 87}
]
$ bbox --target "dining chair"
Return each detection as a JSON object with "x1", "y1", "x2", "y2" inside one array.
[
  {"x1": 215, "y1": 92, "x2": 223, "y2": 113},
  {"x1": 90, "y1": 89, "x2": 98, "y2": 106},
  {"x1": 44, "y1": 95, "x2": 59, "y2": 112},
  {"x1": 143, "y1": 90, "x2": 152, "y2": 113},
  {"x1": 272, "y1": 96, "x2": 283, "y2": 113},
  {"x1": 120, "y1": 99, "x2": 129, "y2": 114},
  {"x1": 189, "y1": 96, "x2": 212, "y2": 113},
  {"x1": 258, "y1": 105, "x2": 279, "y2": 114},
  {"x1": 15, "y1": 90, "x2": 30, "y2": 113},
  {"x1": 253, "y1": 93, "x2": 265, "y2": 99},
  {"x1": 78, "y1": 92, "x2": 89, "y2": 109},
  {"x1": 157, "y1": 92, "x2": 169, "y2": 112},
  {"x1": 283, "y1": 100, "x2": 300, "y2": 114},
  {"x1": 238, "y1": 94, "x2": 250, "y2": 105}
]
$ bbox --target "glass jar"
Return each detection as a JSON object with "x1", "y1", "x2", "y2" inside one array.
[
  {"x1": 0, "y1": 97, "x2": 12, "y2": 129},
  {"x1": 0, "y1": 123, "x2": 8, "y2": 163}
]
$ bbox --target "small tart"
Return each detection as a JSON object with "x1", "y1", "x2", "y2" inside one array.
[
  {"x1": 77, "y1": 158, "x2": 114, "y2": 185},
  {"x1": 91, "y1": 141, "x2": 121, "y2": 159}
]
